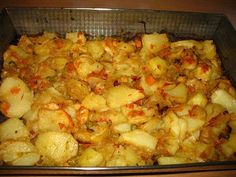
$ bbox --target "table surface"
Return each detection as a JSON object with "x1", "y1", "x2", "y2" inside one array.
[{"x1": 0, "y1": 0, "x2": 236, "y2": 176}]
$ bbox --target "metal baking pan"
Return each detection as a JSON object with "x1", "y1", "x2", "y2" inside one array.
[{"x1": 0, "y1": 7, "x2": 236, "y2": 175}]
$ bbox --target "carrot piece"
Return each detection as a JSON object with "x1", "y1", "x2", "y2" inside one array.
[
  {"x1": 67, "y1": 62, "x2": 76, "y2": 71},
  {"x1": 82, "y1": 143, "x2": 91, "y2": 148},
  {"x1": 134, "y1": 38, "x2": 142, "y2": 48},
  {"x1": 145, "y1": 75, "x2": 156, "y2": 85},
  {"x1": 1, "y1": 102, "x2": 10, "y2": 115},
  {"x1": 128, "y1": 110, "x2": 145, "y2": 117},
  {"x1": 126, "y1": 103, "x2": 135, "y2": 109},
  {"x1": 58, "y1": 123, "x2": 66, "y2": 130},
  {"x1": 10, "y1": 86, "x2": 21, "y2": 94},
  {"x1": 54, "y1": 39, "x2": 64, "y2": 49}
]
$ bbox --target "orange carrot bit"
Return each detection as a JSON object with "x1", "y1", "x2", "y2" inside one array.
[
  {"x1": 134, "y1": 37, "x2": 142, "y2": 49},
  {"x1": 128, "y1": 110, "x2": 145, "y2": 117},
  {"x1": 10, "y1": 86, "x2": 21, "y2": 94},
  {"x1": 82, "y1": 143, "x2": 91, "y2": 148},
  {"x1": 67, "y1": 62, "x2": 76, "y2": 71},
  {"x1": 126, "y1": 103, "x2": 135, "y2": 109},
  {"x1": 1, "y1": 102, "x2": 10, "y2": 115},
  {"x1": 88, "y1": 69, "x2": 108, "y2": 80},
  {"x1": 54, "y1": 39, "x2": 64, "y2": 49},
  {"x1": 200, "y1": 63, "x2": 210, "y2": 73},
  {"x1": 58, "y1": 123, "x2": 66, "y2": 130},
  {"x1": 98, "y1": 117, "x2": 110, "y2": 123},
  {"x1": 145, "y1": 75, "x2": 156, "y2": 86}
]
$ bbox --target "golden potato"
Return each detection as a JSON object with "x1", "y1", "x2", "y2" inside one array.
[
  {"x1": 106, "y1": 85, "x2": 144, "y2": 108},
  {"x1": 119, "y1": 129, "x2": 157, "y2": 150},
  {"x1": 0, "y1": 118, "x2": 29, "y2": 142},
  {"x1": 35, "y1": 131, "x2": 78, "y2": 163},
  {"x1": 78, "y1": 148, "x2": 103, "y2": 166},
  {"x1": 0, "y1": 140, "x2": 39, "y2": 165},
  {"x1": 0, "y1": 77, "x2": 33, "y2": 118}
]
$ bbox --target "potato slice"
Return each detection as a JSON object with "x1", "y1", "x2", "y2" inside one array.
[
  {"x1": 66, "y1": 79, "x2": 90, "y2": 101},
  {"x1": 171, "y1": 40, "x2": 202, "y2": 49},
  {"x1": 113, "y1": 123, "x2": 131, "y2": 133},
  {"x1": 188, "y1": 92, "x2": 208, "y2": 107},
  {"x1": 12, "y1": 152, "x2": 40, "y2": 166},
  {"x1": 158, "y1": 156, "x2": 188, "y2": 165},
  {"x1": 211, "y1": 89, "x2": 236, "y2": 113},
  {"x1": 186, "y1": 118, "x2": 205, "y2": 133},
  {"x1": 0, "y1": 118, "x2": 29, "y2": 142},
  {"x1": 82, "y1": 92, "x2": 108, "y2": 111},
  {"x1": 0, "y1": 77, "x2": 33, "y2": 118},
  {"x1": 142, "y1": 33, "x2": 169, "y2": 54},
  {"x1": 106, "y1": 85, "x2": 144, "y2": 108},
  {"x1": 38, "y1": 108, "x2": 73, "y2": 132},
  {"x1": 119, "y1": 129, "x2": 157, "y2": 150},
  {"x1": 66, "y1": 32, "x2": 86, "y2": 44},
  {"x1": 35, "y1": 131, "x2": 78, "y2": 163},
  {"x1": 147, "y1": 56, "x2": 167, "y2": 77},
  {"x1": 165, "y1": 83, "x2": 188, "y2": 103},
  {"x1": 74, "y1": 55, "x2": 103, "y2": 79},
  {"x1": 78, "y1": 148, "x2": 104, "y2": 166},
  {"x1": 86, "y1": 41, "x2": 104, "y2": 60},
  {"x1": 0, "y1": 140, "x2": 38, "y2": 165},
  {"x1": 202, "y1": 40, "x2": 216, "y2": 60}
]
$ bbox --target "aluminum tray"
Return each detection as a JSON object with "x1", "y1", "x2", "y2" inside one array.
[{"x1": 0, "y1": 7, "x2": 236, "y2": 175}]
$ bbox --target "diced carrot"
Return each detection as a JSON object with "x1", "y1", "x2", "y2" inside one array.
[
  {"x1": 134, "y1": 38, "x2": 142, "y2": 48},
  {"x1": 94, "y1": 87, "x2": 103, "y2": 95},
  {"x1": 88, "y1": 69, "x2": 108, "y2": 80},
  {"x1": 10, "y1": 86, "x2": 21, "y2": 94},
  {"x1": 82, "y1": 143, "x2": 91, "y2": 148},
  {"x1": 98, "y1": 117, "x2": 110, "y2": 123},
  {"x1": 128, "y1": 110, "x2": 145, "y2": 117},
  {"x1": 77, "y1": 32, "x2": 83, "y2": 38},
  {"x1": 58, "y1": 123, "x2": 66, "y2": 130},
  {"x1": 188, "y1": 86, "x2": 195, "y2": 94},
  {"x1": 134, "y1": 99, "x2": 143, "y2": 105},
  {"x1": 183, "y1": 55, "x2": 195, "y2": 64},
  {"x1": 54, "y1": 39, "x2": 64, "y2": 49},
  {"x1": 158, "y1": 47, "x2": 170, "y2": 58},
  {"x1": 145, "y1": 75, "x2": 156, "y2": 85},
  {"x1": 127, "y1": 103, "x2": 135, "y2": 109},
  {"x1": 67, "y1": 62, "x2": 76, "y2": 71},
  {"x1": 200, "y1": 63, "x2": 210, "y2": 73},
  {"x1": 1, "y1": 102, "x2": 10, "y2": 115}
]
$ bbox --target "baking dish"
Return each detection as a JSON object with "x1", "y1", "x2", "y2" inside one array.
[{"x1": 0, "y1": 7, "x2": 236, "y2": 175}]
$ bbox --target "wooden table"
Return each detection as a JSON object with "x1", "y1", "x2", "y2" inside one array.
[{"x1": 0, "y1": 0, "x2": 236, "y2": 176}]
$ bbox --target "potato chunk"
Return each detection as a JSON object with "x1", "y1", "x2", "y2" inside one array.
[
  {"x1": 86, "y1": 41, "x2": 104, "y2": 60},
  {"x1": 78, "y1": 148, "x2": 104, "y2": 166},
  {"x1": 0, "y1": 140, "x2": 39, "y2": 165},
  {"x1": 82, "y1": 93, "x2": 108, "y2": 111},
  {"x1": 157, "y1": 156, "x2": 188, "y2": 165},
  {"x1": 38, "y1": 108, "x2": 73, "y2": 132},
  {"x1": 12, "y1": 152, "x2": 40, "y2": 166},
  {"x1": 187, "y1": 92, "x2": 208, "y2": 107},
  {"x1": 0, "y1": 77, "x2": 33, "y2": 118},
  {"x1": 202, "y1": 40, "x2": 216, "y2": 59},
  {"x1": 74, "y1": 55, "x2": 103, "y2": 79},
  {"x1": 106, "y1": 85, "x2": 144, "y2": 108},
  {"x1": 66, "y1": 79, "x2": 90, "y2": 101},
  {"x1": 211, "y1": 89, "x2": 236, "y2": 113},
  {"x1": 147, "y1": 56, "x2": 167, "y2": 77},
  {"x1": 165, "y1": 83, "x2": 188, "y2": 103},
  {"x1": 0, "y1": 118, "x2": 29, "y2": 142},
  {"x1": 142, "y1": 33, "x2": 169, "y2": 54},
  {"x1": 119, "y1": 130, "x2": 157, "y2": 150},
  {"x1": 35, "y1": 131, "x2": 78, "y2": 163}
]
